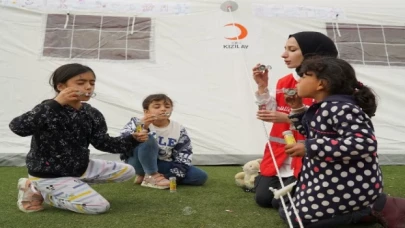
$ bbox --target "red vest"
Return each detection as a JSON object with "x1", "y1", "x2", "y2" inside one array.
[{"x1": 260, "y1": 74, "x2": 313, "y2": 178}]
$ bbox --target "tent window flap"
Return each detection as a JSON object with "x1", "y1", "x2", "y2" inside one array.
[
  {"x1": 326, "y1": 23, "x2": 405, "y2": 67},
  {"x1": 42, "y1": 14, "x2": 153, "y2": 61}
]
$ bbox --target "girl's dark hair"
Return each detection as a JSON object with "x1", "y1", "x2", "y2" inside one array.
[
  {"x1": 142, "y1": 94, "x2": 173, "y2": 110},
  {"x1": 299, "y1": 56, "x2": 378, "y2": 117},
  {"x1": 49, "y1": 63, "x2": 95, "y2": 93}
]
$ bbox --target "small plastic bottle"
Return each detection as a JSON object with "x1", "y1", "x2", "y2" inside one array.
[
  {"x1": 135, "y1": 119, "x2": 144, "y2": 133},
  {"x1": 282, "y1": 130, "x2": 296, "y2": 145},
  {"x1": 169, "y1": 177, "x2": 177, "y2": 193}
]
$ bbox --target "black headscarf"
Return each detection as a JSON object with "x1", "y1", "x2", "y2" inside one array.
[{"x1": 289, "y1": 31, "x2": 338, "y2": 74}]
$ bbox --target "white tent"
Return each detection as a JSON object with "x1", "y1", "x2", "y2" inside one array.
[{"x1": 1, "y1": 0, "x2": 404, "y2": 166}]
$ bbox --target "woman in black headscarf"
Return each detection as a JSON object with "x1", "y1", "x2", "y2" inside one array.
[
  {"x1": 252, "y1": 31, "x2": 338, "y2": 207},
  {"x1": 254, "y1": 32, "x2": 405, "y2": 228}
]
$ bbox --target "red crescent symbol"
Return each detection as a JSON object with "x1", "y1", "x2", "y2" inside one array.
[{"x1": 224, "y1": 23, "x2": 248, "y2": 40}]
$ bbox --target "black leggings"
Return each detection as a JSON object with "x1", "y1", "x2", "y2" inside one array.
[
  {"x1": 254, "y1": 174, "x2": 297, "y2": 208},
  {"x1": 278, "y1": 204, "x2": 372, "y2": 228},
  {"x1": 277, "y1": 193, "x2": 388, "y2": 227}
]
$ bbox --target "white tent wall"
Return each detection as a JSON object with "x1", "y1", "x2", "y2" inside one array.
[{"x1": 1, "y1": 0, "x2": 404, "y2": 166}]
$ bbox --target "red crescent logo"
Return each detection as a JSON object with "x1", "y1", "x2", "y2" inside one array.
[{"x1": 224, "y1": 23, "x2": 248, "y2": 40}]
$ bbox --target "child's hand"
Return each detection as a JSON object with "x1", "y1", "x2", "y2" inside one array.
[
  {"x1": 285, "y1": 143, "x2": 306, "y2": 157},
  {"x1": 257, "y1": 110, "x2": 289, "y2": 123},
  {"x1": 142, "y1": 114, "x2": 157, "y2": 129},
  {"x1": 132, "y1": 130, "x2": 148, "y2": 142},
  {"x1": 54, "y1": 87, "x2": 80, "y2": 105},
  {"x1": 285, "y1": 94, "x2": 303, "y2": 109}
]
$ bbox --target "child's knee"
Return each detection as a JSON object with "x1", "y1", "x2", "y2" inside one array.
[
  {"x1": 255, "y1": 192, "x2": 274, "y2": 208},
  {"x1": 109, "y1": 163, "x2": 135, "y2": 182},
  {"x1": 198, "y1": 171, "x2": 208, "y2": 185},
  {"x1": 136, "y1": 136, "x2": 159, "y2": 152},
  {"x1": 145, "y1": 136, "x2": 159, "y2": 149},
  {"x1": 84, "y1": 199, "x2": 110, "y2": 214},
  {"x1": 121, "y1": 164, "x2": 135, "y2": 181},
  {"x1": 97, "y1": 201, "x2": 110, "y2": 214},
  {"x1": 186, "y1": 169, "x2": 208, "y2": 186},
  {"x1": 127, "y1": 165, "x2": 135, "y2": 177}
]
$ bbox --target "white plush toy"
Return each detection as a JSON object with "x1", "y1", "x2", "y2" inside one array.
[{"x1": 235, "y1": 158, "x2": 262, "y2": 191}]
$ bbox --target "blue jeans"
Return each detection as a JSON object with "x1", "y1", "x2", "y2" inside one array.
[
  {"x1": 157, "y1": 160, "x2": 208, "y2": 186},
  {"x1": 127, "y1": 135, "x2": 208, "y2": 186}
]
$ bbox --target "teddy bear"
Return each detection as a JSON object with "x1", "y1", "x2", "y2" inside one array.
[{"x1": 235, "y1": 158, "x2": 262, "y2": 192}]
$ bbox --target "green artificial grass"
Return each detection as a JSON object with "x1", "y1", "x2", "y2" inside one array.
[{"x1": 1, "y1": 166, "x2": 404, "y2": 228}]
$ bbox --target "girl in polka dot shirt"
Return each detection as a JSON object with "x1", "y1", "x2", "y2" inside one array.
[{"x1": 279, "y1": 57, "x2": 405, "y2": 227}]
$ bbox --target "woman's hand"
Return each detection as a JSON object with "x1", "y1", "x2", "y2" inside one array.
[
  {"x1": 257, "y1": 110, "x2": 290, "y2": 123},
  {"x1": 252, "y1": 63, "x2": 269, "y2": 92}
]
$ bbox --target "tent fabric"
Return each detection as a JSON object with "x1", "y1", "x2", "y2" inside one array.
[{"x1": 1, "y1": 0, "x2": 405, "y2": 166}]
